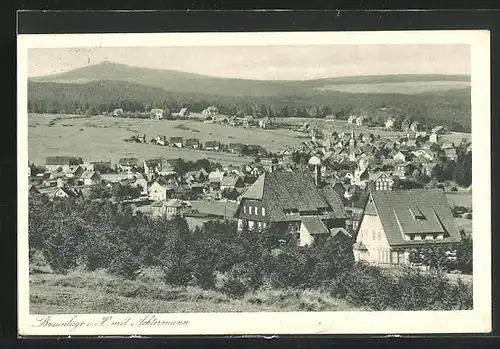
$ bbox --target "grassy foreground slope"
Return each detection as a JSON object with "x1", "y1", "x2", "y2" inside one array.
[{"x1": 30, "y1": 269, "x2": 360, "y2": 314}]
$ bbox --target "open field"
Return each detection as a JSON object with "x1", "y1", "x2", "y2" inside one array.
[
  {"x1": 29, "y1": 269, "x2": 360, "y2": 314},
  {"x1": 454, "y1": 218, "x2": 473, "y2": 233},
  {"x1": 445, "y1": 191, "x2": 472, "y2": 208},
  {"x1": 315, "y1": 80, "x2": 471, "y2": 94},
  {"x1": 28, "y1": 113, "x2": 273, "y2": 166},
  {"x1": 28, "y1": 113, "x2": 471, "y2": 166}
]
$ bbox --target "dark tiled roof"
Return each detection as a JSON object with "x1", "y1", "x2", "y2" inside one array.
[
  {"x1": 369, "y1": 190, "x2": 460, "y2": 246},
  {"x1": 239, "y1": 172, "x2": 346, "y2": 221},
  {"x1": 119, "y1": 158, "x2": 139, "y2": 166},
  {"x1": 46, "y1": 156, "x2": 82, "y2": 166},
  {"x1": 302, "y1": 216, "x2": 330, "y2": 235}
]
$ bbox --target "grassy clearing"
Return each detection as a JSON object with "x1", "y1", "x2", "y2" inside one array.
[
  {"x1": 454, "y1": 218, "x2": 473, "y2": 233},
  {"x1": 29, "y1": 269, "x2": 360, "y2": 314},
  {"x1": 315, "y1": 80, "x2": 471, "y2": 94},
  {"x1": 445, "y1": 191, "x2": 472, "y2": 208}
]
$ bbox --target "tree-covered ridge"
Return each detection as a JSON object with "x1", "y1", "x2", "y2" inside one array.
[{"x1": 28, "y1": 79, "x2": 471, "y2": 132}]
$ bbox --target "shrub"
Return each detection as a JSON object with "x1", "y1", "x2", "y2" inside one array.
[
  {"x1": 107, "y1": 247, "x2": 142, "y2": 280},
  {"x1": 331, "y1": 262, "x2": 396, "y2": 310},
  {"x1": 267, "y1": 247, "x2": 315, "y2": 289},
  {"x1": 221, "y1": 262, "x2": 263, "y2": 298}
]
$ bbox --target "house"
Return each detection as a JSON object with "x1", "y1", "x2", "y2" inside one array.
[
  {"x1": 204, "y1": 140, "x2": 221, "y2": 151},
  {"x1": 393, "y1": 151, "x2": 407, "y2": 162},
  {"x1": 242, "y1": 115, "x2": 254, "y2": 127},
  {"x1": 169, "y1": 137, "x2": 184, "y2": 148},
  {"x1": 444, "y1": 147, "x2": 458, "y2": 161},
  {"x1": 152, "y1": 198, "x2": 185, "y2": 218},
  {"x1": 185, "y1": 138, "x2": 201, "y2": 149},
  {"x1": 347, "y1": 115, "x2": 357, "y2": 124},
  {"x1": 148, "y1": 177, "x2": 178, "y2": 201},
  {"x1": 429, "y1": 133, "x2": 439, "y2": 143},
  {"x1": 101, "y1": 173, "x2": 136, "y2": 183},
  {"x1": 258, "y1": 116, "x2": 272, "y2": 129},
  {"x1": 202, "y1": 106, "x2": 219, "y2": 116},
  {"x1": 394, "y1": 163, "x2": 412, "y2": 179},
  {"x1": 353, "y1": 190, "x2": 460, "y2": 266},
  {"x1": 28, "y1": 184, "x2": 40, "y2": 195},
  {"x1": 38, "y1": 186, "x2": 75, "y2": 200},
  {"x1": 70, "y1": 165, "x2": 86, "y2": 178},
  {"x1": 410, "y1": 121, "x2": 420, "y2": 132},
  {"x1": 134, "y1": 176, "x2": 148, "y2": 196},
  {"x1": 353, "y1": 168, "x2": 369, "y2": 186},
  {"x1": 112, "y1": 108, "x2": 124, "y2": 117},
  {"x1": 45, "y1": 156, "x2": 83, "y2": 172},
  {"x1": 177, "y1": 108, "x2": 190, "y2": 117},
  {"x1": 150, "y1": 108, "x2": 164, "y2": 119},
  {"x1": 371, "y1": 172, "x2": 394, "y2": 191},
  {"x1": 431, "y1": 126, "x2": 446, "y2": 134},
  {"x1": 208, "y1": 170, "x2": 225, "y2": 190},
  {"x1": 401, "y1": 119, "x2": 411, "y2": 132},
  {"x1": 228, "y1": 143, "x2": 244, "y2": 154},
  {"x1": 234, "y1": 170, "x2": 347, "y2": 247},
  {"x1": 86, "y1": 161, "x2": 112, "y2": 173},
  {"x1": 385, "y1": 117, "x2": 395, "y2": 129},
  {"x1": 356, "y1": 116, "x2": 367, "y2": 126},
  {"x1": 220, "y1": 175, "x2": 245, "y2": 191},
  {"x1": 80, "y1": 170, "x2": 101, "y2": 186},
  {"x1": 412, "y1": 149, "x2": 434, "y2": 162},
  {"x1": 117, "y1": 158, "x2": 139, "y2": 173}
]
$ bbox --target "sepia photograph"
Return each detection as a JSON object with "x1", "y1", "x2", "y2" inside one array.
[{"x1": 17, "y1": 31, "x2": 491, "y2": 335}]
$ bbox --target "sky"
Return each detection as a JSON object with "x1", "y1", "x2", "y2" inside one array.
[{"x1": 28, "y1": 44, "x2": 471, "y2": 81}]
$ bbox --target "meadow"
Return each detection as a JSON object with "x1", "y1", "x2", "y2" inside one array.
[
  {"x1": 29, "y1": 268, "x2": 360, "y2": 314},
  {"x1": 28, "y1": 113, "x2": 471, "y2": 167},
  {"x1": 315, "y1": 80, "x2": 471, "y2": 94}
]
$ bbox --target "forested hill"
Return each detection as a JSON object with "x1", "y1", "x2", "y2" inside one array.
[
  {"x1": 31, "y1": 61, "x2": 471, "y2": 97},
  {"x1": 28, "y1": 79, "x2": 472, "y2": 132}
]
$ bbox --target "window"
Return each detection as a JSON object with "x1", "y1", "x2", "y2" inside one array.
[
  {"x1": 377, "y1": 231, "x2": 381, "y2": 240},
  {"x1": 372, "y1": 230, "x2": 376, "y2": 240},
  {"x1": 391, "y1": 251, "x2": 398, "y2": 264},
  {"x1": 254, "y1": 206, "x2": 258, "y2": 215},
  {"x1": 243, "y1": 205, "x2": 246, "y2": 214},
  {"x1": 262, "y1": 207, "x2": 266, "y2": 216}
]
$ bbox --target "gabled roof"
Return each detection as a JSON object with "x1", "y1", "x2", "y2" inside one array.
[
  {"x1": 80, "y1": 170, "x2": 99, "y2": 180},
  {"x1": 240, "y1": 172, "x2": 346, "y2": 220},
  {"x1": 221, "y1": 175, "x2": 242, "y2": 187},
  {"x1": 302, "y1": 216, "x2": 330, "y2": 235},
  {"x1": 368, "y1": 190, "x2": 460, "y2": 246}
]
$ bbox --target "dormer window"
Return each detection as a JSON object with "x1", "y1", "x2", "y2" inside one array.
[{"x1": 409, "y1": 206, "x2": 426, "y2": 220}]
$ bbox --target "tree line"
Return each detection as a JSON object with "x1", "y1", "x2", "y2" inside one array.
[
  {"x1": 28, "y1": 81, "x2": 471, "y2": 132},
  {"x1": 29, "y1": 193, "x2": 472, "y2": 311}
]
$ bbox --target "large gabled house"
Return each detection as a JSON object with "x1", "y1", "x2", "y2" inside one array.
[
  {"x1": 353, "y1": 190, "x2": 460, "y2": 266},
  {"x1": 234, "y1": 171, "x2": 348, "y2": 247},
  {"x1": 148, "y1": 176, "x2": 179, "y2": 201},
  {"x1": 45, "y1": 156, "x2": 83, "y2": 172}
]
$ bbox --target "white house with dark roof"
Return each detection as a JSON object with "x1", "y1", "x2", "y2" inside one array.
[
  {"x1": 353, "y1": 190, "x2": 460, "y2": 266},
  {"x1": 234, "y1": 170, "x2": 348, "y2": 247}
]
